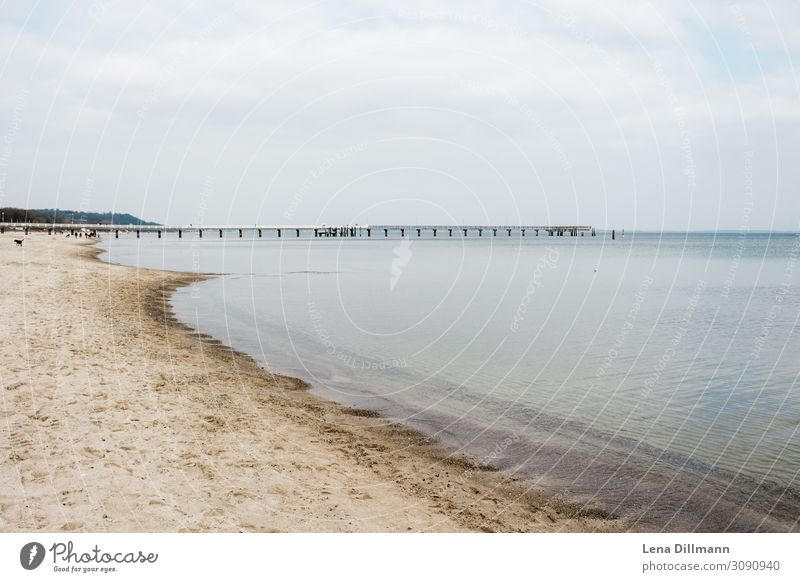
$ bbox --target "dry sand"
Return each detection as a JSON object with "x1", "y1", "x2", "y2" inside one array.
[{"x1": 0, "y1": 232, "x2": 626, "y2": 532}]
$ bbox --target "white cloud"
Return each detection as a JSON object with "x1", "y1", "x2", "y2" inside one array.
[{"x1": 0, "y1": 0, "x2": 797, "y2": 229}]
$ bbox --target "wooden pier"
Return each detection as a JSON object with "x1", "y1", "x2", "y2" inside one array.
[{"x1": 2, "y1": 223, "x2": 596, "y2": 239}]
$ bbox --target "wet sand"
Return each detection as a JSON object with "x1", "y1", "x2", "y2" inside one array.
[{"x1": 0, "y1": 233, "x2": 624, "y2": 532}]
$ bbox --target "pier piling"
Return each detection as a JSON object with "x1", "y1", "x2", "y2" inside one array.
[{"x1": 12, "y1": 222, "x2": 596, "y2": 242}]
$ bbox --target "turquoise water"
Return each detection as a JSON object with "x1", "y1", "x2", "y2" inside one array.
[{"x1": 98, "y1": 231, "x2": 800, "y2": 531}]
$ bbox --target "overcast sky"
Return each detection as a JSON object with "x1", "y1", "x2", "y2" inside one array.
[{"x1": 0, "y1": 0, "x2": 798, "y2": 229}]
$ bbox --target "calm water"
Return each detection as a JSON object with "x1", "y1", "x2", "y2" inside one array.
[{"x1": 98, "y1": 231, "x2": 800, "y2": 531}]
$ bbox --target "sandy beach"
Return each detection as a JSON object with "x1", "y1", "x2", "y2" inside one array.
[{"x1": 0, "y1": 233, "x2": 625, "y2": 532}]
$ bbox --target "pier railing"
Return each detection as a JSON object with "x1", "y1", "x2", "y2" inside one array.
[{"x1": 2, "y1": 223, "x2": 596, "y2": 238}]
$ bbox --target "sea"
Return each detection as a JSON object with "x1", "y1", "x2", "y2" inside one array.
[{"x1": 97, "y1": 230, "x2": 800, "y2": 532}]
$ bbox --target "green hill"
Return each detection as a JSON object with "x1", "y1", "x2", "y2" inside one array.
[{"x1": 0, "y1": 208, "x2": 159, "y2": 226}]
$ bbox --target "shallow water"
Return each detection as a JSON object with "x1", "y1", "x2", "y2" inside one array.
[{"x1": 98, "y1": 230, "x2": 800, "y2": 531}]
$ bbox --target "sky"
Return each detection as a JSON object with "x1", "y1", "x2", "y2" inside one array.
[{"x1": 0, "y1": 0, "x2": 798, "y2": 230}]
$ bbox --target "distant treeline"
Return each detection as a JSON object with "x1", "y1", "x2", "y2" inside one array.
[{"x1": 0, "y1": 207, "x2": 159, "y2": 226}]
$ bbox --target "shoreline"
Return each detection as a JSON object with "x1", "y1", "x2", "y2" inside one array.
[{"x1": 1, "y1": 233, "x2": 625, "y2": 532}]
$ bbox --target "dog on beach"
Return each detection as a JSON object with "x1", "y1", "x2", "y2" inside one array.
[{"x1": 14, "y1": 239, "x2": 23, "y2": 246}]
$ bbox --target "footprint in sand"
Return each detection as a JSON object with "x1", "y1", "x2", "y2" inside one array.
[{"x1": 8, "y1": 430, "x2": 32, "y2": 451}]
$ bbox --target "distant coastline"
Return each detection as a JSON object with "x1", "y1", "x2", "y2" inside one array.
[{"x1": 0, "y1": 207, "x2": 158, "y2": 226}]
